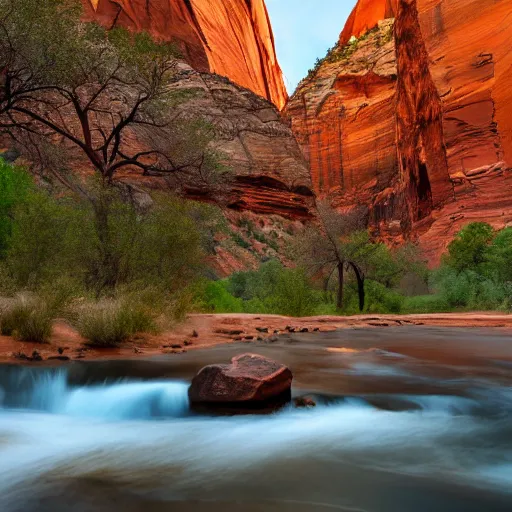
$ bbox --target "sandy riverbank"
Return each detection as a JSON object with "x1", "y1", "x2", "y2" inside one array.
[{"x1": 1, "y1": 312, "x2": 512, "y2": 364}]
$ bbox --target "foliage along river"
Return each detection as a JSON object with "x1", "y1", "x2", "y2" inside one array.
[{"x1": 0, "y1": 326, "x2": 511, "y2": 511}]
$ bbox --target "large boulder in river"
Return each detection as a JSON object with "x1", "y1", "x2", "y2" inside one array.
[{"x1": 188, "y1": 354, "x2": 292, "y2": 405}]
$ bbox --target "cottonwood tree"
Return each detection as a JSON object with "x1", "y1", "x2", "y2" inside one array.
[
  {"x1": 0, "y1": 0, "x2": 223, "y2": 189},
  {"x1": 294, "y1": 201, "x2": 376, "y2": 311}
]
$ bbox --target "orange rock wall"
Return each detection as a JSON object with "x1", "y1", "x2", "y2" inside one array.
[
  {"x1": 287, "y1": 0, "x2": 512, "y2": 263},
  {"x1": 82, "y1": 0, "x2": 287, "y2": 109},
  {"x1": 340, "y1": 0, "x2": 397, "y2": 44},
  {"x1": 285, "y1": 20, "x2": 400, "y2": 234},
  {"x1": 404, "y1": 0, "x2": 512, "y2": 261}
]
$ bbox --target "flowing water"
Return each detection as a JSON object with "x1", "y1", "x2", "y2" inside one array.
[{"x1": 0, "y1": 326, "x2": 511, "y2": 511}]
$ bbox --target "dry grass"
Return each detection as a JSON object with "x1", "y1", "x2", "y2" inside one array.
[
  {"x1": 0, "y1": 293, "x2": 54, "y2": 343},
  {"x1": 73, "y1": 298, "x2": 157, "y2": 347}
]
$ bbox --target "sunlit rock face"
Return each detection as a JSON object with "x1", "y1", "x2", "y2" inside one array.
[
  {"x1": 82, "y1": 0, "x2": 287, "y2": 109},
  {"x1": 285, "y1": 19, "x2": 400, "y2": 237},
  {"x1": 340, "y1": 0, "x2": 397, "y2": 44},
  {"x1": 286, "y1": 0, "x2": 512, "y2": 263}
]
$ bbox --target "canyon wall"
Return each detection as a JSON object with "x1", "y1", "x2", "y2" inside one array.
[
  {"x1": 287, "y1": 0, "x2": 512, "y2": 262},
  {"x1": 107, "y1": 63, "x2": 314, "y2": 220},
  {"x1": 79, "y1": 0, "x2": 313, "y2": 220},
  {"x1": 340, "y1": 0, "x2": 397, "y2": 44},
  {"x1": 83, "y1": 0, "x2": 287, "y2": 109}
]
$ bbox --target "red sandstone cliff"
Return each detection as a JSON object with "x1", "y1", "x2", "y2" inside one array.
[
  {"x1": 340, "y1": 0, "x2": 397, "y2": 45},
  {"x1": 287, "y1": 0, "x2": 512, "y2": 263},
  {"x1": 83, "y1": 0, "x2": 287, "y2": 109}
]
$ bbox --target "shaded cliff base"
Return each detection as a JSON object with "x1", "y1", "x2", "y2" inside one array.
[{"x1": 2, "y1": 312, "x2": 512, "y2": 364}]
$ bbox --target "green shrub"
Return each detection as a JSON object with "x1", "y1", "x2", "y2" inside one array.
[
  {"x1": 203, "y1": 280, "x2": 244, "y2": 313},
  {"x1": 74, "y1": 298, "x2": 157, "y2": 347},
  {"x1": 402, "y1": 295, "x2": 451, "y2": 314},
  {"x1": 268, "y1": 267, "x2": 318, "y2": 317},
  {"x1": 0, "y1": 159, "x2": 33, "y2": 257},
  {"x1": 231, "y1": 232, "x2": 250, "y2": 249},
  {"x1": 362, "y1": 281, "x2": 404, "y2": 314},
  {"x1": 205, "y1": 261, "x2": 317, "y2": 317},
  {"x1": 5, "y1": 190, "x2": 79, "y2": 288},
  {"x1": 0, "y1": 294, "x2": 53, "y2": 342}
]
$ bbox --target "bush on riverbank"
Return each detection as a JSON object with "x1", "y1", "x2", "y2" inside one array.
[
  {"x1": 0, "y1": 160, "x2": 218, "y2": 340},
  {"x1": 73, "y1": 298, "x2": 158, "y2": 347},
  {"x1": 0, "y1": 294, "x2": 54, "y2": 342}
]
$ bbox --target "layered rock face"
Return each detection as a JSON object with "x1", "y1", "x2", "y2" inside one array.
[
  {"x1": 285, "y1": 20, "x2": 400, "y2": 235},
  {"x1": 82, "y1": 0, "x2": 287, "y2": 109},
  {"x1": 80, "y1": 1, "x2": 312, "y2": 220},
  {"x1": 121, "y1": 64, "x2": 314, "y2": 220},
  {"x1": 287, "y1": 0, "x2": 512, "y2": 262}
]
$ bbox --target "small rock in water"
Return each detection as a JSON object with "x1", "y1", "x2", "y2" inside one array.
[
  {"x1": 244, "y1": 336, "x2": 254, "y2": 341},
  {"x1": 313, "y1": 327, "x2": 320, "y2": 332},
  {"x1": 171, "y1": 344, "x2": 182, "y2": 349},
  {"x1": 300, "y1": 328, "x2": 309, "y2": 333},
  {"x1": 294, "y1": 396, "x2": 317, "y2": 408}
]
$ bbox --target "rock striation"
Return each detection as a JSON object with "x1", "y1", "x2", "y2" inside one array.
[
  {"x1": 130, "y1": 64, "x2": 314, "y2": 220},
  {"x1": 286, "y1": 0, "x2": 512, "y2": 263},
  {"x1": 82, "y1": 0, "x2": 287, "y2": 109}
]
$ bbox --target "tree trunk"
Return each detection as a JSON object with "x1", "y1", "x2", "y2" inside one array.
[
  {"x1": 349, "y1": 261, "x2": 365, "y2": 311},
  {"x1": 336, "y1": 261, "x2": 344, "y2": 310}
]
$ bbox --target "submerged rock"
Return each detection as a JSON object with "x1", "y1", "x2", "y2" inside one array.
[
  {"x1": 188, "y1": 353, "x2": 292, "y2": 406},
  {"x1": 294, "y1": 396, "x2": 317, "y2": 408}
]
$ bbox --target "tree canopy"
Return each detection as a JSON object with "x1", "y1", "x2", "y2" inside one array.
[{"x1": 0, "y1": 0, "x2": 223, "y2": 188}]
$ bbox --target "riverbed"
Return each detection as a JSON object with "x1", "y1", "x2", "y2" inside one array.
[{"x1": 0, "y1": 326, "x2": 511, "y2": 511}]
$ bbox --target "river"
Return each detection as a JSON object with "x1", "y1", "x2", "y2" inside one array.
[{"x1": 0, "y1": 326, "x2": 511, "y2": 511}]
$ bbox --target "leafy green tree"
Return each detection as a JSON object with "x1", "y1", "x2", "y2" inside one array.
[
  {"x1": 0, "y1": 0, "x2": 222, "y2": 186},
  {"x1": 221, "y1": 260, "x2": 317, "y2": 317},
  {"x1": 293, "y1": 202, "x2": 372, "y2": 311},
  {"x1": 270, "y1": 266, "x2": 317, "y2": 317},
  {"x1": 4, "y1": 182, "x2": 212, "y2": 295},
  {"x1": 485, "y1": 227, "x2": 512, "y2": 282},
  {"x1": 444, "y1": 222, "x2": 495, "y2": 273},
  {"x1": 0, "y1": 159, "x2": 32, "y2": 256},
  {"x1": 5, "y1": 190, "x2": 79, "y2": 287}
]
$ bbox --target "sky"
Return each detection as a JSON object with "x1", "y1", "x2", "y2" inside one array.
[{"x1": 266, "y1": 0, "x2": 357, "y2": 93}]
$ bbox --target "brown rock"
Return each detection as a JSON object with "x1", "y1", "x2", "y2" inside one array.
[
  {"x1": 188, "y1": 353, "x2": 292, "y2": 404},
  {"x1": 294, "y1": 396, "x2": 317, "y2": 408},
  {"x1": 82, "y1": 0, "x2": 287, "y2": 109},
  {"x1": 31, "y1": 351, "x2": 42, "y2": 362}
]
